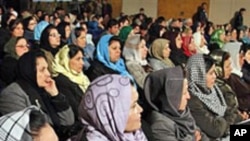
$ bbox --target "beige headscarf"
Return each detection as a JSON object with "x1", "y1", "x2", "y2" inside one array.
[
  {"x1": 150, "y1": 38, "x2": 175, "y2": 67},
  {"x1": 53, "y1": 45, "x2": 90, "y2": 93}
]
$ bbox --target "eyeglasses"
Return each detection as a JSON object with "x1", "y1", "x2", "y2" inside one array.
[
  {"x1": 16, "y1": 44, "x2": 30, "y2": 48},
  {"x1": 49, "y1": 33, "x2": 61, "y2": 37}
]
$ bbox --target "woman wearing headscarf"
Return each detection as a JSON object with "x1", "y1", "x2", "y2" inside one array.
[
  {"x1": 123, "y1": 34, "x2": 152, "y2": 89},
  {"x1": 186, "y1": 54, "x2": 231, "y2": 140},
  {"x1": 0, "y1": 50, "x2": 74, "y2": 140},
  {"x1": 40, "y1": 24, "x2": 61, "y2": 73},
  {"x1": 72, "y1": 74, "x2": 147, "y2": 141},
  {"x1": 162, "y1": 29, "x2": 187, "y2": 66},
  {"x1": 211, "y1": 50, "x2": 250, "y2": 113},
  {"x1": 181, "y1": 27, "x2": 197, "y2": 57},
  {"x1": 144, "y1": 66, "x2": 208, "y2": 141},
  {"x1": 210, "y1": 49, "x2": 248, "y2": 121},
  {"x1": 209, "y1": 29, "x2": 226, "y2": 51},
  {"x1": 149, "y1": 38, "x2": 175, "y2": 71},
  {"x1": 53, "y1": 44, "x2": 90, "y2": 135},
  {"x1": 56, "y1": 21, "x2": 71, "y2": 47},
  {"x1": 0, "y1": 106, "x2": 58, "y2": 141},
  {"x1": 86, "y1": 34, "x2": 134, "y2": 81},
  {"x1": 0, "y1": 37, "x2": 29, "y2": 85}
]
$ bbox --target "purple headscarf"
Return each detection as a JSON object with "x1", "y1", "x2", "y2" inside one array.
[{"x1": 75, "y1": 74, "x2": 147, "y2": 141}]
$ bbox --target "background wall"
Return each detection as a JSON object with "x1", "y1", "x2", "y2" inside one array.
[
  {"x1": 121, "y1": 0, "x2": 157, "y2": 18},
  {"x1": 209, "y1": 0, "x2": 250, "y2": 26},
  {"x1": 157, "y1": 0, "x2": 209, "y2": 19}
]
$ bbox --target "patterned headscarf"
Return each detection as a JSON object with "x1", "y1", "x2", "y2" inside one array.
[
  {"x1": 150, "y1": 38, "x2": 175, "y2": 67},
  {"x1": 96, "y1": 34, "x2": 134, "y2": 80},
  {"x1": 53, "y1": 45, "x2": 90, "y2": 93},
  {"x1": 186, "y1": 54, "x2": 227, "y2": 116},
  {"x1": 144, "y1": 66, "x2": 196, "y2": 140},
  {"x1": 0, "y1": 106, "x2": 39, "y2": 141},
  {"x1": 76, "y1": 74, "x2": 147, "y2": 141}
]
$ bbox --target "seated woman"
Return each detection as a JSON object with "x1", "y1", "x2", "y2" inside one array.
[
  {"x1": 210, "y1": 49, "x2": 248, "y2": 121},
  {"x1": 72, "y1": 74, "x2": 147, "y2": 141},
  {"x1": 144, "y1": 66, "x2": 208, "y2": 141},
  {"x1": 148, "y1": 38, "x2": 175, "y2": 71},
  {"x1": 186, "y1": 54, "x2": 232, "y2": 140},
  {"x1": 73, "y1": 27, "x2": 95, "y2": 71},
  {"x1": 123, "y1": 34, "x2": 152, "y2": 89},
  {"x1": 0, "y1": 50, "x2": 74, "y2": 140},
  {"x1": 85, "y1": 34, "x2": 133, "y2": 81},
  {"x1": 0, "y1": 106, "x2": 58, "y2": 141},
  {"x1": 162, "y1": 29, "x2": 187, "y2": 66},
  {"x1": 40, "y1": 24, "x2": 61, "y2": 73},
  {"x1": 0, "y1": 37, "x2": 29, "y2": 86},
  {"x1": 52, "y1": 44, "x2": 90, "y2": 131}
]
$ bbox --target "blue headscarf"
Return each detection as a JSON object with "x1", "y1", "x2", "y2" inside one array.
[
  {"x1": 96, "y1": 34, "x2": 134, "y2": 81},
  {"x1": 34, "y1": 21, "x2": 49, "y2": 41}
]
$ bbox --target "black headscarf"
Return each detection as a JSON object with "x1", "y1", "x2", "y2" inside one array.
[
  {"x1": 16, "y1": 50, "x2": 60, "y2": 128},
  {"x1": 40, "y1": 24, "x2": 59, "y2": 56},
  {"x1": 144, "y1": 66, "x2": 196, "y2": 139}
]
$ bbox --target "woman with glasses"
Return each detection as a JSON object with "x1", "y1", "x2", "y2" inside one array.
[
  {"x1": 0, "y1": 37, "x2": 29, "y2": 86},
  {"x1": 40, "y1": 24, "x2": 61, "y2": 74}
]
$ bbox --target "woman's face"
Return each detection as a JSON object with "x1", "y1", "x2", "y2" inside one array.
[
  {"x1": 12, "y1": 23, "x2": 24, "y2": 37},
  {"x1": 162, "y1": 42, "x2": 171, "y2": 58},
  {"x1": 109, "y1": 40, "x2": 121, "y2": 63},
  {"x1": 75, "y1": 31, "x2": 86, "y2": 48},
  {"x1": 125, "y1": 86, "x2": 143, "y2": 132},
  {"x1": 138, "y1": 39, "x2": 148, "y2": 60},
  {"x1": 15, "y1": 38, "x2": 29, "y2": 57},
  {"x1": 188, "y1": 38, "x2": 196, "y2": 51},
  {"x1": 28, "y1": 19, "x2": 37, "y2": 31},
  {"x1": 69, "y1": 51, "x2": 84, "y2": 73},
  {"x1": 219, "y1": 32, "x2": 226, "y2": 42},
  {"x1": 206, "y1": 64, "x2": 217, "y2": 89},
  {"x1": 175, "y1": 34, "x2": 183, "y2": 49},
  {"x1": 223, "y1": 57, "x2": 232, "y2": 79},
  {"x1": 179, "y1": 79, "x2": 190, "y2": 111},
  {"x1": 48, "y1": 29, "x2": 61, "y2": 48},
  {"x1": 33, "y1": 123, "x2": 58, "y2": 141},
  {"x1": 36, "y1": 57, "x2": 51, "y2": 88},
  {"x1": 65, "y1": 25, "x2": 71, "y2": 39}
]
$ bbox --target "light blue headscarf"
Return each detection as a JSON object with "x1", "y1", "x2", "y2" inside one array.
[
  {"x1": 96, "y1": 34, "x2": 134, "y2": 81},
  {"x1": 34, "y1": 21, "x2": 49, "y2": 41}
]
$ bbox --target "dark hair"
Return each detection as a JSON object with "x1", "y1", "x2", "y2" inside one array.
[
  {"x1": 240, "y1": 8, "x2": 246, "y2": 12},
  {"x1": 9, "y1": 18, "x2": 23, "y2": 32},
  {"x1": 74, "y1": 27, "x2": 85, "y2": 38},
  {"x1": 29, "y1": 110, "x2": 46, "y2": 135},
  {"x1": 203, "y1": 54, "x2": 215, "y2": 73},
  {"x1": 240, "y1": 43, "x2": 250, "y2": 55},
  {"x1": 57, "y1": 21, "x2": 70, "y2": 40},
  {"x1": 68, "y1": 44, "x2": 84, "y2": 59},
  {"x1": 22, "y1": 16, "x2": 34, "y2": 30},
  {"x1": 109, "y1": 36, "x2": 121, "y2": 46},
  {"x1": 107, "y1": 19, "x2": 118, "y2": 29}
]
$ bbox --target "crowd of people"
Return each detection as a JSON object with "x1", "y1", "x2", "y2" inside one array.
[{"x1": 0, "y1": 1, "x2": 250, "y2": 141}]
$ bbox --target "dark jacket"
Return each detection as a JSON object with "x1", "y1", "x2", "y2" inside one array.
[
  {"x1": 216, "y1": 78, "x2": 243, "y2": 123},
  {"x1": 0, "y1": 56, "x2": 18, "y2": 86},
  {"x1": 226, "y1": 73, "x2": 250, "y2": 112},
  {"x1": 85, "y1": 60, "x2": 119, "y2": 81}
]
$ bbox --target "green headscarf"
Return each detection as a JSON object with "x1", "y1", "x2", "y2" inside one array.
[
  {"x1": 3, "y1": 37, "x2": 19, "y2": 59},
  {"x1": 210, "y1": 29, "x2": 225, "y2": 48},
  {"x1": 118, "y1": 26, "x2": 132, "y2": 43}
]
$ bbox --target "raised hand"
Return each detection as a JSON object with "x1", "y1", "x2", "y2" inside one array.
[{"x1": 44, "y1": 77, "x2": 59, "y2": 97}]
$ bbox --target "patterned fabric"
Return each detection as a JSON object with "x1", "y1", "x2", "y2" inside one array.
[
  {"x1": 0, "y1": 106, "x2": 39, "y2": 141},
  {"x1": 96, "y1": 34, "x2": 134, "y2": 81},
  {"x1": 186, "y1": 54, "x2": 227, "y2": 116},
  {"x1": 76, "y1": 74, "x2": 147, "y2": 141},
  {"x1": 53, "y1": 45, "x2": 90, "y2": 93}
]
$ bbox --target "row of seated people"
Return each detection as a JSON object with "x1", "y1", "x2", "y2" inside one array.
[{"x1": 1, "y1": 32, "x2": 250, "y2": 141}]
